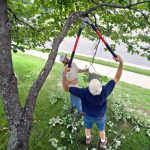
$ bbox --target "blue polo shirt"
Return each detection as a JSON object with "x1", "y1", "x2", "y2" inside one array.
[{"x1": 69, "y1": 80, "x2": 116, "y2": 117}]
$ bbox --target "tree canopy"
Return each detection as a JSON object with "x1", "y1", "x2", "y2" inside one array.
[{"x1": 8, "y1": 0, "x2": 150, "y2": 59}]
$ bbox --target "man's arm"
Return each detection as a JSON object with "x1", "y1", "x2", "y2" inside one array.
[
  {"x1": 62, "y1": 75, "x2": 77, "y2": 92},
  {"x1": 103, "y1": 55, "x2": 123, "y2": 98},
  {"x1": 62, "y1": 75, "x2": 84, "y2": 99},
  {"x1": 62, "y1": 75, "x2": 69, "y2": 92},
  {"x1": 113, "y1": 55, "x2": 123, "y2": 83},
  {"x1": 73, "y1": 62, "x2": 89, "y2": 73},
  {"x1": 78, "y1": 68, "x2": 89, "y2": 73},
  {"x1": 62, "y1": 65, "x2": 70, "y2": 92},
  {"x1": 69, "y1": 87, "x2": 84, "y2": 99},
  {"x1": 62, "y1": 65, "x2": 77, "y2": 92}
]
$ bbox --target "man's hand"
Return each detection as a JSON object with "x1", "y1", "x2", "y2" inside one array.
[
  {"x1": 79, "y1": 66, "x2": 89, "y2": 73},
  {"x1": 85, "y1": 68, "x2": 89, "y2": 72},
  {"x1": 67, "y1": 79, "x2": 78, "y2": 85},
  {"x1": 113, "y1": 54, "x2": 123, "y2": 83},
  {"x1": 113, "y1": 55, "x2": 123, "y2": 64}
]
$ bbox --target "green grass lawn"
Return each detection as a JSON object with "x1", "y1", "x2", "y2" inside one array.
[{"x1": 0, "y1": 53, "x2": 149, "y2": 150}]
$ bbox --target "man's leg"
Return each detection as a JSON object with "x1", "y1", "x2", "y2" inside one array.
[
  {"x1": 85, "y1": 128, "x2": 91, "y2": 145},
  {"x1": 96, "y1": 115, "x2": 107, "y2": 149},
  {"x1": 70, "y1": 94, "x2": 75, "y2": 113},
  {"x1": 85, "y1": 128, "x2": 91, "y2": 137},
  {"x1": 99, "y1": 130, "x2": 107, "y2": 149},
  {"x1": 99, "y1": 130, "x2": 106, "y2": 142},
  {"x1": 70, "y1": 94, "x2": 74, "y2": 107},
  {"x1": 71, "y1": 94, "x2": 82, "y2": 113},
  {"x1": 75, "y1": 97, "x2": 82, "y2": 113},
  {"x1": 84, "y1": 115, "x2": 93, "y2": 145}
]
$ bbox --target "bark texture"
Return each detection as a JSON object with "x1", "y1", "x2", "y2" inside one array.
[{"x1": 0, "y1": 1, "x2": 30, "y2": 149}]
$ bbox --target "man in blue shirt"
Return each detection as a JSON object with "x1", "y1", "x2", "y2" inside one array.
[{"x1": 62, "y1": 55, "x2": 123, "y2": 149}]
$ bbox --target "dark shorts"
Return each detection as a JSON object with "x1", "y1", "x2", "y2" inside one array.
[{"x1": 84, "y1": 114, "x2": 106, "y2": 131}]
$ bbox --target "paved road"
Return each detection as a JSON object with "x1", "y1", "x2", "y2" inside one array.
[
  {"x1": 25, "y1": 50, "x2": 150, "y2": 89},
  {"x1": 46, "y1": 37, "x2": 150, "y2": 68}
]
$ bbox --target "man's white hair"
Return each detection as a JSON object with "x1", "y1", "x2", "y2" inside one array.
[{"x1": 89, "y1": 79, "x2": 102, "y2": 96}]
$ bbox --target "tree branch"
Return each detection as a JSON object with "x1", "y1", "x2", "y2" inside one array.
[
  {"x1": 7, "y1": 7, "x2": 35, "y2": 30},
  {"x1": 84, "y1": 1, "x2": 150, "y2": 15}
]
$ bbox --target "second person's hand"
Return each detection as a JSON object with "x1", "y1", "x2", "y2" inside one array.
[{"x1": 113, "y1": 55, "x2": 123, "y2": 64}]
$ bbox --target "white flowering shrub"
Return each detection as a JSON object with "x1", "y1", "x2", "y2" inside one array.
[
  {"x1": 60, "y1": 131, "x2": 65, "y2": 138},
  {"x1": 49, "y1": 138, "x2": 67, "y2": 150},
  {"x1": 107, "y1": 121, "x2": 114, "y2": 128},
  {"x1": 114, "y1": 139, "x2": 121, "y2": 148},
  {"x1": 110, "y1": 94, "x2": 132, "y2": 122},
  {"x1": 49, "y1": 116, "x2": 63, "y2": 127},
  {"x1": 147, "y1": 129, "x2": 150, "y2": 137},
  {"x1": 49, "y1": 138, "x2": 58, "y2": 148},
  {"x1": 131, "y1": 114, "x2": 150, "y2": 128},
  {"x1": 57, "y1": 146, "x2": 67, "y2": 150},
  {"x1": 49, "y1": 91, "x2": 66, "y2": 105},
  {"x1": 134, "y1": 126, "x2": 140, "y2": 132},
  {"x1": 48, "y1": 106, "x2": 84, "y2": 149}
]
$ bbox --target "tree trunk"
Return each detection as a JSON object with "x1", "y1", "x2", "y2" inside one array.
[
  {"x1": 0, "y1": 1, "x2": 31, "y2": 149},
  {"x1": 7, "y1": 113, "x2": 32, "y2": 150}
]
